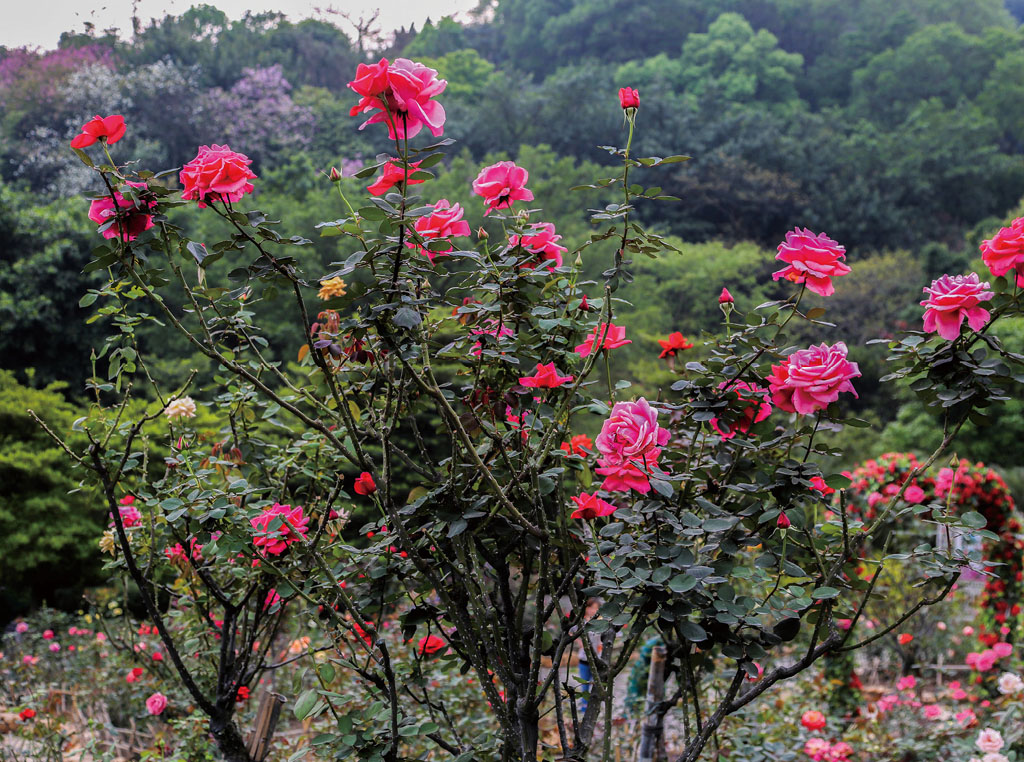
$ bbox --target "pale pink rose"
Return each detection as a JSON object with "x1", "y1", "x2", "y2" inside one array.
[
  {"x1": 921, "y1": 273, "x2": 994, "y2": 340},
  {"x1": 49, "y1": 643, "x2": 60, "y2": 652},
  {"x1": 997, "y1": 671, "x2": 1024, "y2": 695},
  {"x1": 88, "y1": 181, "x2": 156, "y2": 241},
  {"x1": 963, "y1": 626, "x2": 975, "y2": 636},
  {"x1": 772, "y1": 228, "x2": 850, "y2": 296},
  {"x1": 804, "y1": 738, "x2": 831, "y2": 761},
  {"x1": 180, "y1": 145, "x2": 257, "y2": 208},
  {"x1": 903, "y1": 484, "x2": 926, "y2": 503},
  {"x1": 15, "y1": 622, "x2": 28, "y2": 634},
  {"x1": 575, "y1": 323, "x2": 631, "y2": 356},
  {"x1": 936, "y1": 621, "x2": 947, "y2": 631},
  {"x1": 829, "y1": 742, "x2": 853, "y2": 760},
  {"x1": 976, "y1": 728, "x2": 1004, "y2": 754},
  {"x1": 709, "y1": 380, "x2": 772, "y2": 439},
  {"x1": 348, "y1": 57, "x2": 447, "y2": 140},
  {"x1": 410, "y1": 199, "x2": 471, "y2": 263},
  {"x1": 981, "y1": 754, "x2": 1009, "y2": 762},
  {"x1": 146, "y1": 692, "x2": 168, "y2": 716},
  {"x1": 979, "y1": 217, "x2": 1024, "y2": 286},
  {"x1": 251, "y1": 503, "x2": 309, "y2": 556},
  {"x1": 992, "y1": 642, "x2": 1012, "y2": 659},
  {"x1": 510, "y1": 222, "x2": 567, "y2": 270},
  {"x1": 22, "y1": 655, "x2": 38, "y2": 665},
  {"x1": 767, "y1": 342, "x2": 860, "y2": 415},
  {"x1": 596, "y1": 399, "x2": 669, "y2": 467},
  {"x1": 472, "y1": 161, "x2": 534, "y2": 215}
]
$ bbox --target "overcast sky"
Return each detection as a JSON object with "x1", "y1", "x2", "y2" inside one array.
[{"x1": 1, "y1": 0, "x2": 480, "y2": 50}]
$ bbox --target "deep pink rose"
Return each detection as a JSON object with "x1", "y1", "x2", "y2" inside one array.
[
  {"x1": 980, "y1": 217, "x2": 1024, "y2": 286},
  {"x1": 570, "y1": 492, "x2": 617, "y2": 519},
  {"x1": 767, "y1": 342, "x2": 860, "y2": 415},
  {"x1": 575, "y1": 323, "x2": 631, "y2": 356},
  {"x1": 709, "y1": 380, "x2": 772, "y2": 439},
  {"x1": 70, "y1": 114, "x2": 126, "y2": 149},
  {"x1": 992, "y1": 642, "x2": 1013, "y2": 659},
  {"x1": 595, "y1": 456, "x2": 664, "y2": 494},
  {"x1": 367, "y1": 159, "x2": 424, "y2": 196},
  {"x1": 596, "y1": 399, "x2": 669, "y2": 467},
  {"x1": 348, "y1": 58, "x2": 447, "y2": 140},
  {"x1": 921, "y1": 273, "x2": 993, "y2": 341},
  {"x1": 115, "y1": 503, "x2": 142, "y2": 528},
  {"x1": 903, "y1": 484, "x2": 926, "y2": 504},
  {"x1": 519, "y1": 362, "x2": 573, "y2": 388},
  {"x1": 772, "y1": 228, "x2": 850, "y2": 297},
  {"x1": 410, "y1": 199, "x2": 471, "y2": 263},
  {"x1": 472, "y1": 161, "x2": 534, "y2": 215},
  {"x1": 88, "y1": 181, "x2": 155, "y2": 241},
  {"x1": 618, "y1": 87, "x2": 639, "y2": 110},
  {"x1": 510, "y1": 222, "x2": 567, "y2": 270},
  {"x1": 251, "y1": 503, "x2": 309, "y2": 556},
  {"x1": 718, "y1": 287, "x2": 734, "y2": 304},
  {"x1": 145, "y1": 692, "x2": 168, "y2": 716},
  {"x1": 180, "y1": 144, "x2": 256, "y2": 208}
]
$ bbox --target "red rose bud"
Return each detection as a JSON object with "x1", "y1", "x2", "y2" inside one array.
[
  {"x1": 618, "y1": 87, "x2": 640, "y2": 110},
  {"x1": 477, "y1": 226, "x2": 489, "y2": 240},
  {"x1": 579, "y1": 294, "x2": 592, "y2": 312},
  {"x1": 777, "y1": 511, "x2": 791, "y2": 529},
  {"x1": 354, "y1": 472, "x2": 377, "y2": 495},
  {"x1": 329, "y1": 166, "x2": 342, "y2": 182},
  {"x1": 719, "y1": 287, "x2": 734, "y2": 304}
]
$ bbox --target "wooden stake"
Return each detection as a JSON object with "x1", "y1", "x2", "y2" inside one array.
[
  {"x1": 635, "y1": 646, "x2": 667, "y2": 762},
  {"x1": 247, "y1": 690, "x2": 286, "y2": 761}
]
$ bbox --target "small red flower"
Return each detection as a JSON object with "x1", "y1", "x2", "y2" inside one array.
[
  {"x1": 777, "y1": 512, "x2": 791, "y2": 529},
  {"x1": 354, "y1": 472, "x2": 377, "y2": 495},
  {"x1": 126, "y1": 667, "x2": 144, "y2": 683},
  {"x1": 519, "y1": 362, "x2": 573, "y2": 388},
  {"x1": 718, "y1": 287, "x2": 734, "y2": 304},
  {"x1": 18, "y1": 708, "x2": 36, "y2": 722},
  {"x1": 560, "y1": 434, "x2": 593, "y2": 457},
  {"x1": 418, "y1": 634, "x2": 447, "y2": 656},
  {"x1": 810, "y1": 476, "x2": 835, "y2": 496},
  {"x1": 70, "y1": 114, "x2": 126, "y2": 149},
  {"x1": 236, "y1": 686, "x2": 250, "y2": 702},
  {"x1": 657, "y1": 331, "x2": 694, "y2": 359},
  {"x1": 570, "y1": 492, "x2": 617, "y2": 520},
  {"x1": 898, "y1": 633, "x2": 913, "y2": 645}
]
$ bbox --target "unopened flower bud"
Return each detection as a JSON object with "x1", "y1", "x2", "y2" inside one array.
[
  {"x1": 777, "y1": 511, "x2": 791, "y2": 529},
  {"x1": 477, "y1": 227, "x2": 488, "y2": 240},
  {"x1": 329, "y1": 166, "x2": 342, "y2": 182},
  {"x1": 618, "y1": 87, "x2": 640, "y2": 111},
  {"x1": 719, "y1": 287, "x2": 734, "y2": 304}
]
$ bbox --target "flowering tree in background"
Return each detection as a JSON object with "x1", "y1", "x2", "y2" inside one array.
[{"x1": 42, "y1": 54, "x2": 1024, "y2": 762}]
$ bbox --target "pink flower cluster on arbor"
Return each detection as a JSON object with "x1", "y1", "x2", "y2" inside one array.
[
  {"x1": 920, "y1": 273, "x2": 993, "y2": 341},
  {"x1": 772, "y1": 228, "x2": 850, "y2": 297},
  {"x1": 348, "y1": 58, "x2": 447, "y2": 140},
  {"x1": 767, "y1": 342, "x2": 860, "y2": 415},
  {"x1": 251, "y1": 503, "x2": 309, "y2": 556},
  {"x1": 180, "y1": 145, "x2": 257, "y2": 208},
  {"x1": 595, "y1": 398, "x2": 668, "y2": 494}
]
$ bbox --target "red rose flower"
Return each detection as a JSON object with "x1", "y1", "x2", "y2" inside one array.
[
  {"x1": 70, "y1": 114, "x2": 126, "y2": 149},
  {"x1": 354, "y1": 472, "x2": 377, "y2": 495},
  {"x1": 180, "y1": 144, "x2": 257, "y2": 208}
]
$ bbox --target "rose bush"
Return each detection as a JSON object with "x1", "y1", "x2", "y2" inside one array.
[{"x1": 51, "y1": 66, "x2": 1024, "y2": 762}]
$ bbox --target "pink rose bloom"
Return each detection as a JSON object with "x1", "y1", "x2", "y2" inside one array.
[
  {"x1": 980, "y1": 217, "x2": 1024, "y2": 286},
  {"x1": 923, "y1": 704, "x2": 943, "y2": 719},
  {"x1": 348, "y1": 58, "x2": 447, "y2": 140},
  {"x1": 921, "y1": 273, "x2": 994, "y2": 340},
  {"x1": 96, "y1": 632, "x2": 107, "y2": 642},
  {"x1": 981, "y1": 754, "x2": 1009, "y2": 762},
  {"x1": 251, "y1": 503, "x2": 309, "y2": 555},
  {"x1": 575, "y1": 323, "x2": 631, "y2": 356},
  {"x1": 146, "y1": 692, "x2": 168, "y2": 716},
  {"x1": 469, "y1": 321, "x2": 515, "y2": 356},
  {"x1": 70, "y1": 114, "x2": 126, "y2": 149},
  {"x1": 903, "y1": 484, "x2": 926, "y2": 504},
  {"x1": 963, "y1": 626, "x2": 975, "y2": 636},
  {"x1": 836, "y1": 618, "x2": 852, "y2": 630},
  {"x1": 801, "y1": 710, "x2": 827, "y2": 731},
  {"x1": 876, "y1": 694, "x2": 900, "y2": 712},
  {"x1": 992, "y1": 642, "x2": 1012, "y2": 659},
  {"x1": 43, "y1": 630, "x2": 54, "y2": 640},
  {"x1": 22, "y1": 655, "x2": 38, "y2": 665},
  {"x1": 49, "y1": 643, "x2": 60, "y2": 652},
  {"x1": 264, "y1": 589, "x2": 282, "y2": 610},
  {"x1": 410, "y1": 199, "x2": 471, "y2": 263},
  {"x1": 897, "y1": 675, "x2": 916, "y2": 691},
  {"x1": 180, "y1": 145, "x2": 257, "y2": 208},
  {"x1": 966, "y1": 650, "x2": 998, "y2": 672},
  {"x1": 596, "y1": 399, "x2": 669, "y2": 467},
  {"x1": 804, "y1": 738, "x2": 831, "y2": 761},
  {"x1": 519, "y1": 362, "x2": 573, "y2": 388},
  {"x1": 16, "y1": 622, "x2": 28, "y2": 634},
  {"x1": 709, "y1": 380, "x2": 772, "y2": 439},
  {"x1": 867, "y1": 491, "x2": 884, "y2": 508},
  {"x1": 570, "y1": 492, "x2": 617, "y2": 519},
  {"x1": 367, "y1": 159, "x2": 425, "y2": 196},
  {"x1": 116, "y1": 502, "x2": 142, "y2": 528},
  {"x1": 595, "y1": 457, "x2": 664, "y2": 494},
  {"x1": 976, "y1": 728, "x2": 1004, "y2": 754},
  {"x1": 472, "y1": 161, "x2": 534, "y2": 215},
  {"x1": 767, "y1": 342, "x2": 860, "y2": 415},
  {"x1": 88, "y1": 181, "x2": 156, "y2": 241},
  {"x1": 829, "y1": 742, "x2": 853, "y2": 760},
  {"x1": 510, "y1": 222, "x2": 567, "y2": 271},
  {"x1": 956, "y1": 708, "x2": 977, "y2": 727},
  {"x1": 772, "y1": 228, "x2": 850, "y2": 296}
]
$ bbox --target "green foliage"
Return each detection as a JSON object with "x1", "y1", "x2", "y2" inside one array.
[{"x1": 0, "y1": 371, "x2": 102, "y2": 618}]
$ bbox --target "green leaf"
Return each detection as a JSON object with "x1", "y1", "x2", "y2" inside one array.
[
  {"x1": 960, "y1": 511, "x2": 988, "y2": 530},
  {"x1": 294, "y1": 689, "x2": 318, "y2": 720},
  {"x1": 811, "y1": 587, "x2": 840, "y2": 600},
  {"x1": 668, "y1": 574, "x2": 697, "y2": 594}
]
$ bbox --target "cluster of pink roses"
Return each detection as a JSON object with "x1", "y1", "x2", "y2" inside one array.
[
  {"x1": 250, "y1": 503, "x2": 309, "y2": 556},
  {"x1": 348, "y1": 57, "x2": 447, "y2": 140},
  {"x1": 966, "y1": 641, "x2": 1013, "y2": 672},
  {"x1": 803, "y1": 738, "x2": 853, "y2": 761}
]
